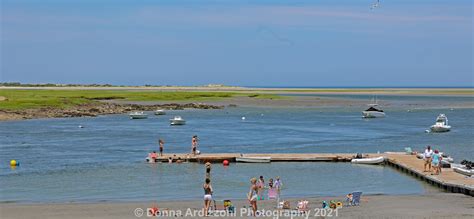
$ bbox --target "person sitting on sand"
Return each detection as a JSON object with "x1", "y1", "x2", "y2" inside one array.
[
  {"x1": 247, "y1": 178, "x2": 259, "y2": 216},
  {"x1": 159, "y1": 139, "x2": 164, "y2": 156},
  {"x1": 431, "y1": 150, "x2": 442, "y2": 175},
  {"x1": 346, "y1": 193, "x2": 353, "y2": 205},
  {"x1": 423, "y1": 146, "x2": 433, "y2": 172},
  {"x1": 203, "y1": 178, "x2": 213, "y2": 217}
]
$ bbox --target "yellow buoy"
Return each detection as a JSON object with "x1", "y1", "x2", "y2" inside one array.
[{"x1": 10, "y1": 160, "x2": 17, "y2": 166}]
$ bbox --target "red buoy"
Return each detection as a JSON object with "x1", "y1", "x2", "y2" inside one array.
[{"x1": 223, "y1": 160, "x2": 229, "y2": 166}]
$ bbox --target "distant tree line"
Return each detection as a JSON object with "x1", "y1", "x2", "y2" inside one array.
[
  {"x1": 0, "y1": 82, "x2": 231, "y2": 87},
  {"x1": 0, "y1": 82, "x2": 117, "y2": 87}
]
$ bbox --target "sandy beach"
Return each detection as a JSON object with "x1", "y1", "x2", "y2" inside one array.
[{"x1": 1, "y1": 193, "x2": 473, "y2": 219}]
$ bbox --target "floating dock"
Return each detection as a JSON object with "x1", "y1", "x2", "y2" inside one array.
[{"x1": 155, "y1": 152, "x2": 474, "y2": 197}]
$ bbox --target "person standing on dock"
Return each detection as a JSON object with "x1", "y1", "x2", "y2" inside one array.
[
  {"x1": 192, "y1": 135, "x2": 198, "y2": 156},
  {"x1": 423, "y1": 146, "x2": 434, "y2": 172},
  {"x1": 431, "y1": 150, "x2": 442, "y2": 175},
  {"x1": 159, "y1": 139, "x2": 164, "y2": 157}
]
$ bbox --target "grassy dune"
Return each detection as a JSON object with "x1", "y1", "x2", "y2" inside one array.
[{"x1": 0, "y1": 89, "x2": 280, "y2": 110}]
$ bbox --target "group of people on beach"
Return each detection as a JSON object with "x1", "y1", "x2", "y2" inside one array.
[
  {"x1": 247, "y1": 175, "x2": 282, "y2": 216},
  {"x1": 201, "y1": 162, "x2": 283, "y2": 217},
  {"x1": 147, "y1": 135, "x2": 200, "y2": 163},
  {"x1": 423, "y1": 145, "x2": 443, "y2": 175}
]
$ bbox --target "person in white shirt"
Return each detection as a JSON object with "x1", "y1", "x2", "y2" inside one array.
[{"x1": 423, "y1": 146, "x2": 434, "y2": 172}]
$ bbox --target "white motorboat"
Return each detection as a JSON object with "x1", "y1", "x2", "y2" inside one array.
[
  {"x1": 154, "y1": 109, "x2": 166, "y2": 115},
  {"x1": 430, "y1": 114, "x2": 451, "y2": 132},
  {"x1": 453, "y1": 166, "x2": 474, "y2": 177},
  {"x1": 170, "y1": 116, "x2": 186, "y2": 125},
  {"x1": 236, "y1": 157, "x2": 271, "y2": 163},
  {"x1": 351, "y1": 156, "x2": 385, "y2": 164},
  {"x1": 362, "y1": 96, "x2": 385, "y2": 118},
  {"x1": 129, "y1": 111, "x2": 148, "y2": 119}
]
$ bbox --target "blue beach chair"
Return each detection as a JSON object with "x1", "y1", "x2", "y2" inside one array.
[{"x1": 351, "y1": 191, "x2": 362, "y2": 206}]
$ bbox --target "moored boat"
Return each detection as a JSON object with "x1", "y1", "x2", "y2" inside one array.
[
  {"x1": 236, "y1": 157, "x2": 271, "y2": 163},
  {"x1": 362, "y1": 96, "x2": 385, "y2": 118},
  {"x1": 430, "y1": 114, "x2": 451, "y2": 132},
  {"x1": 129, "y1": 111, "x2": 148, "y2": 119},
  {"x1": 154, "y1": 109, "x2": 166, "y2": 115},
  {"x1": 170, "y1": 116, "x2": 186, "y2": 125},
  {"x1": 351, "y1": 156, "x2": 385, "y2": 164},
  {"x1": 453, "y1": 167, "x2": 474, "y2": 177}
]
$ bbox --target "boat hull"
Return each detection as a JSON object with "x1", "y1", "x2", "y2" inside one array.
[
  {"x1": 154, "y1": 111, "x2": 166, "y2": 115},
  {"x1": 362, "y1": 111, "x2": 385, "y2": 118},
  {"x1": 453, "y1": 167, "x2": 474, "y2": 176},
  {"x1": 236, "y1": 157, "x2": 271, "y2": 163},
  {"x1": 351, "y1": 156, "x2": 385, "y2": 164},
  {"x1": 430, "y1": 125, "x2": 451, "y2": 132},
  {"x1": 130, "y1": 115, "x2": 148, "y2": 119},
  {"x1": 170, "y1": 120, "x2": 186, "y2": 125}
]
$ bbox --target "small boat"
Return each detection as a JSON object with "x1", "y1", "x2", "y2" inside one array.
[
  {"x1": 452, "y1": 166, "x2": 474, "y2": 177},
  {"x1": 430, "y1": 114, "x2": 451, "y2": 132},
  {"x1": 440, "y1": 153, "x2": 454, "y2": 163},
  {"x1": 145, "y1": 157, "x2": 158, "y2": 163},
  {"x1": 170, "y1": 116, "x2": 186, "y2": 125},
  {"x1": 236, "y1": 157, "x2": 271, "y2": 163},
  {"x1": 362, "y1": 96, "x2": 385, "y2": 118},
  {"x1": 129, "y1": 111, "x2": 148, "y2": 119},
  {"x1": 351, "y1": 156, "x2": 385, "y2": 164},
  {"x1": 154, "y1": 109, "x2": 166, "y2": 115}
]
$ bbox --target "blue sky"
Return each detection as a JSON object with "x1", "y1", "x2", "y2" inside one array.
[{"x1": 1, "y1": 0, "x2": 472, "y2": 87}]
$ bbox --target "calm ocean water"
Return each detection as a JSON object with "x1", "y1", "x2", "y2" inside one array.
[{"x1": 1, "y1": 95, "x2": 472, "y2": 203}]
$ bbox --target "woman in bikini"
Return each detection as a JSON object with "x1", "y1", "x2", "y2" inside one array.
[
  {"x1": 203, "y1": 178, "x2": 213, "y2": 217},
  {"x1": 247, "y1": 178, "x2": 259, "y2": 216}
]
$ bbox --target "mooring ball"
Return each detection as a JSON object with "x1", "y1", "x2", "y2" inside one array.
[{"x1": 223, "y1": 160, "x2": 229, "y2": 166}]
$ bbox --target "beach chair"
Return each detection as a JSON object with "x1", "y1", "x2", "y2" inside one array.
[
  {"x1": 268, "y1": 188, "x2": 278, "y2": 200},
  {"x1": 351, "y1": 192, "x2": 362, "y2": 206}
]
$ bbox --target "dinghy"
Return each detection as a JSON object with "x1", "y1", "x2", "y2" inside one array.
[
  {"x1": 129, "y1": 111, "x2": 148, "y2": 119},
  {"x1": 236, "y1": 157, "x2": 271, "y2": 163},
  {"x1": 351, "y1": 156, "x2": 385, "y2": 164},
  {"x1": 453, "y1": 167, "x2": 474, "y2": 177},
  {"x1": 170, "y1": 116, "x2": 186, "y2": 125},
  {"x1": 154, "y1": 109, "x2": 166, "y2": 115}
]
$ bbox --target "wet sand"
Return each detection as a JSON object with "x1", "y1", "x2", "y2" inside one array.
[{"x1": 1, "y1": 193, "x2": 473, "y2": 218}]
